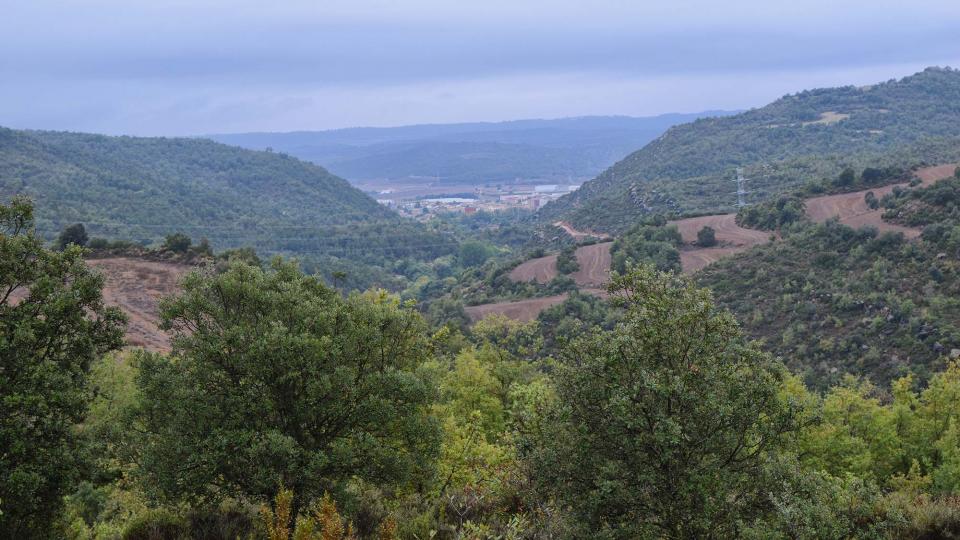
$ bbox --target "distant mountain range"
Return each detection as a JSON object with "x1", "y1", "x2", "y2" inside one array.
[
  {"x1": 539, "y1": 67, "x2": 960, "y2": 233},
  {"x1": 207, "y1": 113, "x2": 733, "y2": 185}
]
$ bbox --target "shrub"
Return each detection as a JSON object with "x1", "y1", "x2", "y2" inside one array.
[{"x1": 697, "y1": 225, "x2": 717, "y2": 247}]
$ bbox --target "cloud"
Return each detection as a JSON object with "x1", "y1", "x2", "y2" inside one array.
[{"x1": 2, "y1": 0, "x2": 959, "y2": 134}]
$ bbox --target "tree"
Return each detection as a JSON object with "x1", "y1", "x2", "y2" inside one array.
[
  {"x1": 133, "y1": 259, "x2": 440, "y2": 510},
  {"x1": 57, "y1": 222, "x2": 88, "y2": 249},
  {"x1": 555, "y1": 246, "x2": 580, "y2": 274},
  {"x1": 527, "y1": 266, "x2": 798, "y2": 539},
  {"x1": 696, "y1": 225, "x2": 717, "y2": 247},
  {"x1": 458, "y1": 241, "x2": 493, "y2": 268},
  {"x1": 0, "y1": 197, "x2": 125, "y2": 538},
  {"x1": 836, "y1": 168, "x2": 857, "y2": 187},
  {"x1": 161, "y1": 232, "x2": 191, "y2": 253}
]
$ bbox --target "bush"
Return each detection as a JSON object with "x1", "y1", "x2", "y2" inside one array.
[
  {"x1": 121, "y1": 509, "x2": 188, "y2": 540},
  {"x1": 161, "y1": 232, "x2": 191, "y2": 253},
  {"x1": 57, "y1": 223, "x2": 88, "y2": 249},
  {"x1": 555, "y1": 246, "x2": 580, "y2": 274},
  {"x1": 697, "y1": 225, "x2": 717, "y2": 247}
]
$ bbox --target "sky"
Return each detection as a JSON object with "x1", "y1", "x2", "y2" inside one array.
[{"x1": 3, "y1": 0, "x2": 960, "y2": 136}]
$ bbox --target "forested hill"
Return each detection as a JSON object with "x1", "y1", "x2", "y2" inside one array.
[
  {"x1": 0, "y1": 127, "x2": 450, "y2": 261},
  {"x1": 208, "y1": 113, "x2": 732, "y2": 184},
  {"x1": 539, "y1": 67, "x2": 960, "y2": 232}
]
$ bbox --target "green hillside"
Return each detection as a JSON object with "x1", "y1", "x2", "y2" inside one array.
[
  {"x1": 0, "y1": 127, "x2": 453, "y2": 263},
  {"x1": 540, "y1": 67, "x2": 960, "y2": 232}
]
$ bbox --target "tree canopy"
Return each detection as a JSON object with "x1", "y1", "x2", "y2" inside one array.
[{"x1": 0, "y1": 197, "x2": 125, "y2": 538}]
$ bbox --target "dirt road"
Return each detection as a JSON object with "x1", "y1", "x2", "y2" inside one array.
[{"x1": 553, "y1": 221, "x2": 611, "y2": 240}]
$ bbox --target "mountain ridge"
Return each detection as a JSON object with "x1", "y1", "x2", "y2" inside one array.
[{"x1": 539, "y1": 67, "x2": 960, "y2": 232}]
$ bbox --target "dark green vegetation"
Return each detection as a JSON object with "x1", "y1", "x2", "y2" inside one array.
[
  {"x1": 609, "y1": 222, "x2": 682, "y2": 274},
  {"x1": 209, "y1": 113, "x2": 731, "y2": 185},
  {"x1": 0, "y1": 198, "x2": 126, "y2": 537},
  {"x1": 883, "y1": 169, "x2": 960, "y2": 227},
  {"x1": 529, "y1": 269, "x2": 797, "y2": 538},
  {"x1": 700, "y1": 218, "x2": 960, "y2": 389},
  {"x1": 696, "y1": 225, "x2": 717, "y2": 246},
  {"x1": 135, "y1": 261, "x2": 440, "y2": 508},
  {"x1": 0, "y1": 126, "x2": 456, "y2": 290},
  {"x1": 736, "y1": 195, "x2": 807, "y2": 230},
  {"x1": 555, "y1": 246, "x2": 579, "y2": 274},
  {"x1": 542, "y1": 67, "x2": 960, "y2": 232}
]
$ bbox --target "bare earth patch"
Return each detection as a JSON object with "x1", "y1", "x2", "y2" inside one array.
[
  {"x1": 87, "y1": 257, "x2": 190, "y2": 352},
  {"x1": 668, "y1": 214, "x2": 773, "y2": 273},
  {"x1": 802, "y1": 111, "x2": 850, "y2": 126},
  {"x1": 464, "y1": 294, "x2": 569, "y2": 322}
]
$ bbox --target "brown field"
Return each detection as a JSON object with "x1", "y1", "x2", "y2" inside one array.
[
  {"x1": 509, "y1": 253, "x2": 559, "y2": 284},
  {"x1": 88, "y1": 258, "x2": 190, "y2": 351},
  {"x1": 464, "y1": 294, "x2": 568, "y2": 322},
  {"x1": 670, "y1": 213, "x2": 770, "y2": 247},
  {"x1": 571, "y1": 242, "x2": 613, "y2": 287},
  {"x1": 668, "y1": 213, "x2": 772, "y2": 273},
  {"x1": 677, "y1": 246, "x2": 748, "y2": 274},
  {"x1": 509, "y1": 241, "x2": 613, "y2": 288},
  {"x1": 805, "y1": 163, "x2": 955, "y2": 237}
]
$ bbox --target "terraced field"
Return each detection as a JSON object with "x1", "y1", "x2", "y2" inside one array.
[{"x1": 465, "y1": 163, "x2": 958, "y2": 322}]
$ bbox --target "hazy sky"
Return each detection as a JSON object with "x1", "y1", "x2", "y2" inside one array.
[{"x1": 3, "y1": 0, "x2": 960, "y2": 135}]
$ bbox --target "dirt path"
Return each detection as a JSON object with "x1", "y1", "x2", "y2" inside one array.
[{"x1": 554, "y1": 221, "x2": 611, "y2": 240}]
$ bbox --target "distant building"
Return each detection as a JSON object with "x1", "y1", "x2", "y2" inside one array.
[
  {"x1": 535, "y1": 185, "x2": 559, "y2": 193},
  {"x1": 464, "y1": 206, "x2": 477, "y2": 215}
]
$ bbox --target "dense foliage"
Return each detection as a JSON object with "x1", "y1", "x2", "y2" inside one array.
[
  {"x1": 699, "y1": 220, "x2": 960, "y2": 388},
  {"x1": 0, "y1": 127, "x2": 456, "y2": 284},
  {"x1": 609, "y1": 222, "x2": 682, "y2": 273},
  {"x1": 736, "y1": 195, "x2": 807, "y2": 230},
  {"x1": 541, "y1": 67, "x2": 960, "y2": 231},
  {"x1": 134, "y1": 260, "x2": 441, "y2": 508},
  {"x1": 528, "y1": 267, "x2": 798, "y2": 539},
  {"x1": 0, "y1": 198, "x2": 125, "y2": 538},
  {"x1": 883, "y1": 173, "x2": 960, "y2": 227}
]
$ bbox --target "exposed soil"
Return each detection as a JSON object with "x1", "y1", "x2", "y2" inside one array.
[
  {"x1": 464, "y1": 294, "x2": 569, "y2": 322},
  {"x1": 88, "y1": 257, "x2": 190, "y2": 352},
  {"x1": 805, "y1": 163, "x2": 955, "y2": 238},
  {"x1": 554, "y1": 221, "x2": 611, "y2": 240},
  {"x1": 459, "y1": 165, "x2": 960, "y2": 323},
  {"x1": 571, "y1": 242, "x2": 613, "y2": 287},
  {"x1": 670, "y1": 214, "x2": 770, "y2": 247},
  {"x1": 509, "y1": 254, "x2": 559, "y2": 284}
]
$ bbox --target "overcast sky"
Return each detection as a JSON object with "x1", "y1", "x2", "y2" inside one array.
[{"x1": 3, "y1": 0, "x2": 960, "y2": 136}]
